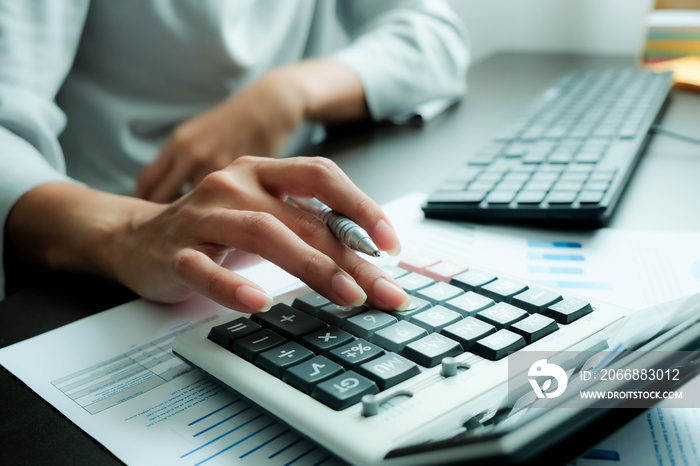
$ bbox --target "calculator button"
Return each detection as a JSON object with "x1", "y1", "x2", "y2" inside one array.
[
  {"x1": 208, "y1": 318, "x2": 262, "y2": 349},
  {"x1": 256, "y1": 342, "x2": 315, "y2": 378},
  {"x1": 312, "y1": 371, "x2": 379, "y2": 410},
  {"x1": 545, "y1": 297, "x2": 593, "y2": 324},
  {"x1": 423, "y1": 261, "x2": 469, "y2": 282},
  {"x1": 402, "y1": 333, "x2": 463, "y2": 368},
  {"x1": 231, "y1": 329, "x2": 287, "y2": 363},
  {"x1": 371, "y1": 321, "x2": 429, "y2": 353},
  {"x1": 358, "y1": 353, "x2": 421, "y2": 390},
  {"x1": 388, "y1": 296, "x2": 432, "y2": 321},
  {"x1": 343, "y1": 311, "x2": 398, "y2": 339},
  {"x1": 476, "y1": 303, "x2": 528, "y2": 329},
  {"x1": 292, "y1": 291, "x2": 330, "y2": 316},
  {"x1": 441, "y1": 317, "x2": 496, "y2": 349},
  {"x1": 444, "y1": 291, "x2": 495, "y2": 316},
  {"x1": 317, "y1": 304, "x2": 368, "y2": 327},
  {"x1": 480, "y1": 279, "x2": 529, "y2": 302},
  {"x1": 510, "y1": 288, "x2": 563, "y2": 313},
  {"x1": 416, "y1": 282, "x2": 464, "y2": 305},
  {"x1": 396, "y1": 273, "x2": 435, "y2": 294},
  {"x1": 472, "y1": 329, "x2": 526, "y2": 360},
  {"x1": 282, "y1": 356, "x2": 344, "y2": 394},
  {"x1": 382, "y1": 265, "x2": 409, "y2": 279},
  {"x1": 251, "y1": 304, "x2": 326, "y2": 339},
  {"x1": 510, "y1": 314, "x2": 559, "y2": 344},
  {"x1": 300, "y1": 327, "x2": 354, "y2": 355},
  {"x1": 410, "y1": 305, "x2": 462, "y2": 333},
  {"x1": 329, "y1": 339, "x2": 385, "y2": 369},
  {"x1": 450, "y1": 269, "x2": 497, "y2": 291},
  {"x1": 398, "y1": 254, "x2": 441, "y2": 273}
]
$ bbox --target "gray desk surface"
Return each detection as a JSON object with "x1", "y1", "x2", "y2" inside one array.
[{"x1": 1, "y1": 53, "x2": 698, "y2": 465}]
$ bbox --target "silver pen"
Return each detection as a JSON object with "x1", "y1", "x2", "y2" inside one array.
[{"x1": 287, "y1": 197, "x2": 381, "y2": 258}]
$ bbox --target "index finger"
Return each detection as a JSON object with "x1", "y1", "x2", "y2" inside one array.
[{"x1": 246, "y1": 156, "x2": 401, "y2": 255}]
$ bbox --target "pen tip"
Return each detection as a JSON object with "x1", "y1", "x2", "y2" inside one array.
[{"x1": 373, "y1": 251, "x2": 381, "y2": 258}]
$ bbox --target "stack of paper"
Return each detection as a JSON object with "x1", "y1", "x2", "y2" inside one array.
[{"x1": 644, "y1": 9, "x2": 700, "y2": 63}]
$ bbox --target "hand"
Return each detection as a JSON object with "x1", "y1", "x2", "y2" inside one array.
[{"x1": 112, "y1": 156, "x2": 408, "y2": 313}]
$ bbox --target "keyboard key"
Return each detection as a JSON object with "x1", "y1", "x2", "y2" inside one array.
[
  {"x1": 208, "y1": 318, "x2": 262, "y2": 349},
  {"x1": 480, "y1": 279, "x2": 528, "y2": 302},
  {"x1": 329, "y1": 339, "x2": 385, "y2": 368},
  {"x1": 300, "y1": 327, "x2": 354, "y2": 354},
  {"x1": 388, "y1": 296, "x2": 432, "y2": 321},
  {"x1": 472, "y1": 329, "x2": 526, "y2": 360},
  {"x1": 251, "y1": 304, "x2": 326, "y2": 339},
  {"x1": 486, "y1": 190, "x2": 517, "y2": 205},
  {"x1": 396, "y1": 273, "x2": 435, "y2": 294},
  {"x1": 428, "y1": 191, "x2": 487, "y2": 204},
  {"x1": 546, "y1": 190, "x2": 578, "y2": 205},
  {"x1": 516, "y1": 190, "x2": 547, "y2": 204},
  {"x1": 312, "y1": 371, "x2": 379, "y2": 410},
  {"x1": 416, "y1": 282, "x2": 464, "y2": 305},
  {"x1": 411, "y1": 305, "x2": 462, "y2": 332},
  {"x1": 398, "y1": 254, "x2": 441, "y2": 273},
  {"x1": 283, "y1": 355, "x2": 345, "y2": 394},
  {"x1": 382, "y1": 265, "x2": 409, "y2": 279},
  {"x1": 402, "y1": 333, "x2": 463, "y2": 367},
  {"x1": 343, "y1": 311, "x2": 398, "y2": 339},
  {"x1": 450, "y1": 269, "x2": 497, "y2": 291},
  {"x1": 423, "y1": 261, "x2": 469, "y2": 282},
  {"x1": 358, "y1": 353, "x2": 421, "y2": 390},
  {"x1": 371, "y1": 321, "x2": 428, "y2": 353},
  {"x1": 510, "y1": 314, "x2": 559, "y2": 344},
  {"x1": 578, "y1": 190, "x2": 605, "y2": 204},
  {"x1": 476, "y1": 303, "x2": 528, "y2": 329},
  {"x1": 292, "y1": 292, "x2": 331, "y2": 316},
  {"x1": 441, "y1": 317, "x2": 495, "y2": 348},
  {"x1": 231, "y1": 329, "x2": 287, "y2": 363},
  {"x1": 445, "y1": 291, "x2": 495, "y2": 316},
  {"x1": 257, "y1": 342, "x2": 314, "y2": 377},
  {"x1": 317, "y1": 304, "x2": 367, "y2": 327},
  {"x1": 545, "y1": 297, "x2": 594, "y2": 324},
  {"x1": 510, "y1": 288, "x2": 563, "y2": 313}
]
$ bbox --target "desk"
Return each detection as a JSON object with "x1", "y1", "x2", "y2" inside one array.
[{"x1": 1, "y1": 53, "x2": 699, "y2": 465}]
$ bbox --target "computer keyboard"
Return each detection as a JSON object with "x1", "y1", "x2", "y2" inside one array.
[
  {"x1": 172, "y1": 253, "x2": 628, "y2": 465},
  {"x1": 423, "y1": 68, "x2": 673, "y2": 224}
]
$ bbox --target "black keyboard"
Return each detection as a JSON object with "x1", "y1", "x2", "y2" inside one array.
[{"x1": 423, "y1": 68, "x2": 673, "y2": 224}]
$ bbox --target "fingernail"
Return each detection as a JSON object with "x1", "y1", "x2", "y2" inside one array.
[
  {"x1": 332, "y1": 273, "x2": 367, "y2": 306},
  {"x1": 374, "y1": 219, "x2": 401, "y2": 256},
  {"x1": 236, "y1": 285, "x2": 273, "y2": 312},
  {"x1": 374, "y1": 277, "x2": 411, "y2": 311}
]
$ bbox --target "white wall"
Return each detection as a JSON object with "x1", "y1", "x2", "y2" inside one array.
[{"x1": 448, "y1": 0, "x2": 655, "y2": 63}]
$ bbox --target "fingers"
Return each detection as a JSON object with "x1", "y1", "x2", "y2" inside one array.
[
  {"x1": 134, "y1": 144, "x2": 176, "y2": 201},
  {"x1": 173, "y1": 249, "x2": 274, "y2": 313},
  {"x1": 148, "y1": 154, "x2": 194, "y2": 203},
  {"x1": 241, "y1": 156, "x2": 401, "y2": 255}
]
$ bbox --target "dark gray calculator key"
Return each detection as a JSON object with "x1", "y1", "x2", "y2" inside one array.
[
  {"x1": 371, "y1": 321, "x2": 428, "y2": 353},
  {"x1": 388, "y1": 296, "x2": 432, "y2": 321},
  {"x1": 300, "y1": 327, "x2": 354, "y2": 354},
  {"x1": 415, "y1": 282, "x2": 464, "y2": 305},
  {"x1": 396, "y1": 273, "x2": 435, "y2": 294},
  {"x1": 312, "y1": 371, "x2": 379, "y2": 411},
  {"x1": 251, "y1": 303, "x2": 326, "y2": 339},
  {"x1": 402, "y1": 333, "x2": 463, "y2": 368},
  {"x1": 510, "y1": 314, "x2": 559, "y2": 344},
  {"x1": 545, "y1": 297, "x2": 594, "y2": 324},
  {"x1": 317, "y1": 304, "x2": 368, "y2": 327},
  {"x1": 441, "y1": 317, "x2": 495, "y2": 349},
  {"x1": 292, "y1": 291, "x2": 331, "y2": 316},
  {"x1": 343, "y1": 311, "x2": 397, "y2": 339},
  {"x1": 510, "y1": 288, "x2": 563, "y2": 313},
  {"x1": 208, "y1": 318, "x2": 262, "y2": 349},
  {"x1": 282, "y1": 356, "x2": 345, "y2": 394},
  {"x1": 231, "y1": 329, "x2": 287, "y2": 363},
  {"x1": 358, "y1": 353, "x2": 421, "y2": 390},
  {"x1": 382, "y1": 265, "x2": 409, "y2": 279},
  {"x1": 480, "y1": 278, "x2": 529, "y2": 302},
  {"x1": 256, "y1": 342, "x2": 315, "y2": 378},
  {"x1": 411, "y1": 305, "x2": 462, "y2": 333},
  {"x1": 445, "y1": 291, "x2": 495, "y2": 316},
  {"x1": 329, "y1": 339, "x2": 385, "y2": 369},
  {"x1": 450, "y1": 269, "x2": 497, "y2": 292},
  {"x1": 476, "y1": 303, "x2": 528, "y2": 329},
  {"x1": 472, "y1": 329, "x2": 526, "y2": 361}
]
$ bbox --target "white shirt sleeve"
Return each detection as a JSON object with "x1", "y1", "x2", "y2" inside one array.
[
  {"x1": 0, "y1": 1, "x2": 90, "y2": 298},
  {"x1": 332, "y1": 0, "x2": 469, "y2": 121}
]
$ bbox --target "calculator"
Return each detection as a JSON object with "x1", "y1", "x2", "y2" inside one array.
[{"x1": 172, "y1": 253, "x2": 641, "y2": 465}]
